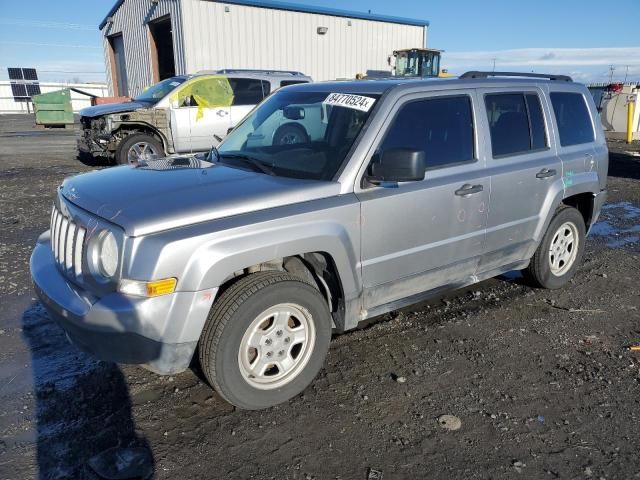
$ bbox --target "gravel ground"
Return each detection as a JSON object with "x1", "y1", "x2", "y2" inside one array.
[{"x1": 0, "y1": 114, "x2": 639, "y2": 480}]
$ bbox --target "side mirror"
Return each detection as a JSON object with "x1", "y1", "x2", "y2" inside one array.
[
  {"x1": 283, "y1": 106, "x2": 305, "y2": 120},
  {"x1": 368, "y1": 149, "x2": 426, "y2": 183}
]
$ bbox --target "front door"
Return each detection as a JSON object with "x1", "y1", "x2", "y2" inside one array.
[
  {"x1": 170, "y1": 77, "x2": 234, "y2": 152},
  {"x1": 477, "y1": 88, "x2": 563, "y2": 272},
  {"x1": 356, "y1": 91, "x2": 488, "y2": 310}
]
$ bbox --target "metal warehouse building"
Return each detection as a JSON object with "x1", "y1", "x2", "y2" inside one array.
[{"x1": 99, "y1": 0, "x2": 429, "y2": 96}]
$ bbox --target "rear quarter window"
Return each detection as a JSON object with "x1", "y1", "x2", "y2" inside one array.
[{"x1": 550, "y1": 92, "x2": 594, "y2": 147}]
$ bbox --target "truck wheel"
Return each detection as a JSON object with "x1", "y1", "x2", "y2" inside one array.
[
  {"x1": 198, "y1": 271, "x2": 331, "y2": 410},
  {"x1": 273, "y1": 123, "x2": 309, "y2": 145},
  {"x1": 523, "y1": 206, "x2": 586, "y2": 289},
  {"x1": 115, "y1": 133, "x2": 163, "y2": 166}
]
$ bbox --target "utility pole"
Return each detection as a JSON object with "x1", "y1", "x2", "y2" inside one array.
[
  {"x1": 608, "y1": 65, "x2": 615, "y2": 83},
  {"x1": 492, "y1": 58, "x2": 497, "y2": 72}
]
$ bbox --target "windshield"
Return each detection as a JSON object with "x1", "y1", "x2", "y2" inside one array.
[
  {"x1": 134, "y1": 76, "x2": 187, "y2": 102},
  {"x1": 218, "y1": 89, "x2": 380, "y2": 180},
  {"x1": 395, "y1": 52, "x2": 440, "y2": 77}
]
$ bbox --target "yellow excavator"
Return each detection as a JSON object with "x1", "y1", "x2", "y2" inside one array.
[
  {"x1": 359, "y1": 48, "x2": 451, "y2": 79},
  {"x1": 391, "y1": 48, "x2": 451, "y2": 78}
]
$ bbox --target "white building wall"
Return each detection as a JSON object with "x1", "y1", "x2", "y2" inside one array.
[
  {"x1": 0, "y1": 82, "x2": 109, "y2": 114},
  {"x1": 101, "y1": 0, "x2": 187, "y2": 96},
  {"x1": 180, "y1": 0, "x2": 426, "y2": 81}
]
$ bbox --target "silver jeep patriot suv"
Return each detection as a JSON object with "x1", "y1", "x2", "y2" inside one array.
[{"x1": 31, "y1": 72, "x2": 608, "y2": 409}]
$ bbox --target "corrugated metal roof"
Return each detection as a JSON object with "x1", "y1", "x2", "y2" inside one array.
[{"x1": 99, "y1": 0, "x2": 430, "y2": 30}]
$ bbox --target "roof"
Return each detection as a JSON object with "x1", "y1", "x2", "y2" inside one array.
[
  {"x1": 99, "y1": 0, "x2": 430, "y2": 30},
  {"x1": 286, "y1": 74, "x2": 580, "y2": 95}
]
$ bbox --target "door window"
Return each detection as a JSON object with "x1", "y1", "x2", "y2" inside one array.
[
  {"x1": 229, "y1": 78, "x2": 270, "y2": 105},
  {"x1": 174, "y1": 77, "x2": 234, "y2": 108},
  {"x1": 550, "y1": 92, "x2": 594, "y2": 146},
  {"x1": 485, "y1": 93, "x2": 548, "y2": 157},
  {"x1": 378, "y1": 96, "x2": 475, "y2": 170}
]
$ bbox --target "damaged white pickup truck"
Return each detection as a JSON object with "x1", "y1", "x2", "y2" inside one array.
[{"x1": 78, "y1": 70, "x2": 311, "y2": 165}]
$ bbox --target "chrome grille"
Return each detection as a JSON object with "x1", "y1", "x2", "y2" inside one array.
[{"x1": 50, "y1": 205, "x2": 86, "y2": 277}]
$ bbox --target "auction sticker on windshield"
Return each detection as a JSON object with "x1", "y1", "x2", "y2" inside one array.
[{"x1": 323, "y1": 93, "x2": 376, "y2": 112}]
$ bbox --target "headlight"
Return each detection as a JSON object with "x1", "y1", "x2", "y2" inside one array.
[{"x1": 96, "y1": 230, "x2": 119, "y2": 278}]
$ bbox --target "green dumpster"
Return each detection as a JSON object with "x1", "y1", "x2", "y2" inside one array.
[{"x1": 32, "y1": 88, "x2": 74, "y2": 127}]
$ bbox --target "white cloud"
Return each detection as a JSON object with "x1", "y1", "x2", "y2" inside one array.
[{"x1": 443, "y1": 47, "x2": 640, "y2": 84}]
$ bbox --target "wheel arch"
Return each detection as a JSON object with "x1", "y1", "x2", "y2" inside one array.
[
  {"x1": 183, "y1": 229, "x2": 362, "y2": 332},
  {"x1": 114, "y1": 123, "x2": 169, "y2": 154}
]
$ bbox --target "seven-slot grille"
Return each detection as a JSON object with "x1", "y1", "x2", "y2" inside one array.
[{"x1": 50, "y1": 204, "x2": 86, "y2": 277}]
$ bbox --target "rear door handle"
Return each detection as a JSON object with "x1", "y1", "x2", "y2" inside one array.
[
  {"x1": 455, "y1": 184, "x2": 483, "y2": 196},
  {"x1": 536, "y1": 168, "x2": 557, "y2": 179}
]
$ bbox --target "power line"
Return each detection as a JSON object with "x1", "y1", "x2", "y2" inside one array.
[
  {"x1": 0, "y1": 41, "x2": 101, "y2": 50},
  {"x1": 0, "y1": 19, "x2": 95, "y2": 30}
]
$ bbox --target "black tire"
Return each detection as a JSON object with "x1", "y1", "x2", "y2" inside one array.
[
  {"x1": 198, "y1": 271, "x2": 332, "y2": 410},
  {"x1": 523, "y1": 206, "x2": 586, "y2": 289},
  {"x1": 115, "y1": 132, "x2": 163, "y2": 166},
  {"x1": 272, "y1": 123, "x2": 309, "y2": 146}
]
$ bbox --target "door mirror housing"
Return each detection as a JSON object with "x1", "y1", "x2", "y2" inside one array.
[
  {"x1": 283, "y1": 106, "x2": 305, "y2": 120},
  {"x1": 368, "y1": 149, "x2": 426, "y2": 183}
]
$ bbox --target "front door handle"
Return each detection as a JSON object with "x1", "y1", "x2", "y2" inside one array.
[
  {"x1": 536, "y1": 168, "x2": 557, "y2": 179},
  {"x1": 455, "y1": 184, "x2": 483, "y2": 196}
]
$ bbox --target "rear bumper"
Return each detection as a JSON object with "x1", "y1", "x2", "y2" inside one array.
[
  {"x1": 590, "y1": 189, "x2": 607, "y2": 231},
  {"x1": 30, "y1": 233, "x2": 217, "y2": 375}
]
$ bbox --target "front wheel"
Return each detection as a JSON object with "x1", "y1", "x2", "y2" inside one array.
[
  {"x1": 198, "y1": 272, "x2": 332, "y2": 410},
  {"x1": 115, "y1": 132, "x2": 163, "y2": 166},
  {"x1": 523, "y1": 206, "x2": 586, "y2": 289}
]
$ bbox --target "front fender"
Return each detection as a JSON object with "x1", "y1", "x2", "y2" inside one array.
[{"x1": 188, "y1": 219, "x2": 362, "y2": 300}]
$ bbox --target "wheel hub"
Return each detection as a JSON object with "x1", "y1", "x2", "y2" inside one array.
[
  {"x1": 238, "y1": 303, "x2": 315, "y2": 390},
  {"x1": 548, "y1": 221, "x2": 579, "y2": 276},
  {"x1": 127, "y1": 141, "x2": 159, "y2": 165}
]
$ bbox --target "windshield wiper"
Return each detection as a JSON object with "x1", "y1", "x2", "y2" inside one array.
[{"x1": 220, "y1": 154, "x2": 275, "y2": 176}]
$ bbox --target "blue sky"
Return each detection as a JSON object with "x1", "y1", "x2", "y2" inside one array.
[{"x1": 1, "y1": 0, "x2": 639, "y2": 83}]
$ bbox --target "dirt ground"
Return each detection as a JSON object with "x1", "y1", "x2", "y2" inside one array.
[{"x1": 0, "y1": 114, "x2": 639, "y2": 480}]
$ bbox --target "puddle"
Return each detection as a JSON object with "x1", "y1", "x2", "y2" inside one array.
[{"x1": 590, "y1": 202, "x2": 640, "y2": 248}]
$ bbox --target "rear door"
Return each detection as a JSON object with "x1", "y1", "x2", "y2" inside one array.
[
  {"x1": 546, "y1": 88, "x2": 599, "y2": 198},
  {"x1": 356, "y1": 90, "x2": 489, "y2": 310},
  {"x1": 477, "y1": 87, "x2": 563, "y2": 273},
  {"x1": 229, "y1": 78, "x2": 270, "y2": 127}
]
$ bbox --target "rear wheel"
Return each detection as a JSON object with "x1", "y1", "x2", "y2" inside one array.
[
  {"x1": 198, "y1": 272, "x2": 331, "y2": 410},
  {"x1": 523, "y1": 206, "x2": 586, "y2": 289},
  {"x1": 115, "y1": 132, "x2": 163, "y2": 166}
]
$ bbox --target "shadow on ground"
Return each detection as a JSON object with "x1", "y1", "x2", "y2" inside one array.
[{"x1": 22, "y1": 302, "x2": 154, "y2": 479}]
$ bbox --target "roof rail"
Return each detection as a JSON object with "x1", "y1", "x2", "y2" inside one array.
[
  {"x1": 460, "y1": 71, "x2": 573, "y2": 82},
  {"x1": 214, "y1": 69, "x2": 307, "y2": 76}
]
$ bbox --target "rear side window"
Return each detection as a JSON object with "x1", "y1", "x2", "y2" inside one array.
[
  {"x1": 550, "y1": 92, "x2": 594, "y2": 146},
  {"x1": 485, "y1": 93, "x2": 548, "y2": 157},
  {"x1": 229, "y1": 78, "x2": 270, "y2": 105},
  {"x1": 379, "y1": 96, "x2": 475, "y2": 169},
  {"x1": 281, "y1": 80, "x2": 309, "y2": 87}
]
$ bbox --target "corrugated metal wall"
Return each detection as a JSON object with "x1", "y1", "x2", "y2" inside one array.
[
  {"x1": 101, "y1": 0, "x2": 186, "y2": 96},
  {"x1": 180, "y1": 0, "x2": 426, "y2": 81}
]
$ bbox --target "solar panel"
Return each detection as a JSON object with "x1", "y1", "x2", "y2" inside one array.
[
  {"x1": 8, "y1": 67, "x2": 40, "y2": 102},
  {"x1": 23, "y1": 68, "x2": 38, "y2": 81},
  {"x1": 26, "y1": 83, "x2": 41, "y2": 96},
  {"x1": 11, "y1": 83, "x2": 28, "y2": 98},
  {"x1": 8, "y1": 68, "x2": 23, "y2": 80}
]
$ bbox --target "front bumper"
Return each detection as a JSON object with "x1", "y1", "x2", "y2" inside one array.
[{"x1": 30, "y1": 232, "x2": 217, "y2": 375}]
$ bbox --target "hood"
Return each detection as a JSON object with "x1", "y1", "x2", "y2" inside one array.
[
  {"x1": 59, "y1": 157, "x2": 340, "y2": 236},
  {"x1": 79, "y1": 100, "x2": 151, "y2": 118}
]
